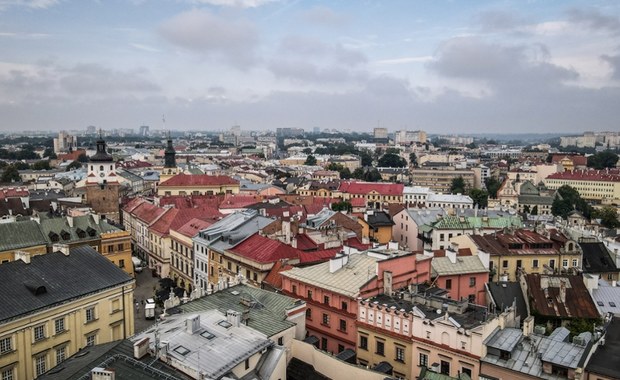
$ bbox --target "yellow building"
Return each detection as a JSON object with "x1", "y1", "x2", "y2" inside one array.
[
  {"x1": 358, "y1": 211, "x2": 394, "y2": 244},
  {"x1": 99, "y1": 230, "x2": 134, "y2": 276},
  {"x1": 452, "y1": 228, "x2": 581, "y2": 282},
  {"x1": 157, "y1": 173, "x2": 239, "y2": 196},
  {"x1": 0, "y1": 246, "x2": 134, "y2": 380},
  {"x1": 544, "y1": 170, "x2": 620, "y2": 202}
]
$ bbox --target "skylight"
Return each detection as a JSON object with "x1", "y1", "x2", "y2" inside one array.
[
  {"x1": 200, "y1": 330, "x2": 215, "y2": 340},
  {"x1": 173, "y1": 345, "x2": 190, "y2": 356}
]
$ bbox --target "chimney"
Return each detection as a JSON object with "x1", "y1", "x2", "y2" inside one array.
[
  {"x1": 388, "y1": 241, "x2": 398, "y2": 250},
  {"x1": 523, "y1": 316, "x2": 535, "y2": 337},
  {"x1": 383, "y1": 271, "x2": 393, "y2": 296},
  {"x1": 14, "y1": 250, "x2": 31, "y2": 264},
  {"x1": 329, "y1": 252, "x2": 348, "y2": 273},
  {"x1": 185, "y1": 315, "x2": 200, "y2": 334},
  {"x1": 67, "y1": 215, "x2": 74, "y2": 228},
  {"x1": 446, "y1": 247, "x2": 457, "y2": 264},
  {"x1": 559, "y1": 280, "x2": 566, "y2": 304},
  {"x1": 540, "y1": 275, "x2": 549, "y2": 291},
  {"x1": 226, "y1": 310, "x2": 241, "y2": 327},
  {"x1": 92, "y1": 213, "x2": 100, "y2": 225},
  {"x1": 53, "y1": 243, "x2": 70, "y2": 256},
  {"x1": 91, "y1": 368, "x2": 116, "y2": 380},
  {"x1": 133, "y1": 337, "x2": 150, "y2": 359}
]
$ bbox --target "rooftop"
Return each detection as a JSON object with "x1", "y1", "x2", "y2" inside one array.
[{"x1": 159, "y1": 173, "x2": 239, "y2": 187}]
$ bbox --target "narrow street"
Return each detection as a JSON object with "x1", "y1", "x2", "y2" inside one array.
[{"x1": 132, "y1": 268, "x2": 160, "y2": 333}]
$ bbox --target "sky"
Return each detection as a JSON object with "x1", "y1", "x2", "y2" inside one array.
[{"x1": 1, "y1": 0, "x2": 620, "y2": 134}]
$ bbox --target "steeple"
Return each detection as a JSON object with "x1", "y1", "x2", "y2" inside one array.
[
  {"x1": 89, "y1": 135, "x2": 113, "y2": 162},
  {"x1": 164, "y1": 133, "x2": 176, "y2": 168}
]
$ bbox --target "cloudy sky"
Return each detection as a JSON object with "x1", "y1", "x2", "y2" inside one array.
[{"x1": 1, "y1": 0, "x2": 619, "y2": 133}]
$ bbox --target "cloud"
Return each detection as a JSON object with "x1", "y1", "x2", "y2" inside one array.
[
  {"x1": 159, "y1": 9, "x2": 259, "y2": 68},
  {"x1": 602, "y1": 54, "x2": 620, "y2": 80},
  {"x1": 189, "y1": 0, "x2": 278, "y2": 8},
  {"x1": 130, "y1": 43, "x2": 161, "y2": 53},
  {"x1": 477, "y1": 9, "x2": 525, "y2": 32},
  {"x1": 428, "y1": 37, "x2": 578, "y2": 91},
  {"x1": 375, "y1": 56, "x2": 433, "y2": 65},
  {"x1": 0, "y1": 0, "x2": 60, "y2": 10},
  {"x1": 301, "y1": 5, "x2": 345, "y2": 26},
  {"x1": 567, "y1": 8, "x2": 620, "y2": 34}
]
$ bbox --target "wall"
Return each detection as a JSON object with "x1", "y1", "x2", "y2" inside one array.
[{"x1": 291, "y1": 339, "x2": 387, "y2": 380}]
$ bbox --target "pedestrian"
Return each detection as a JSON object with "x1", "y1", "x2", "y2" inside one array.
[{"x1": 141, "y1": 299, "x2": 144, "y2": 305}]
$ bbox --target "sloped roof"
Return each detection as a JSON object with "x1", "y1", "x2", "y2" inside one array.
[
  {"x1": 431, "y1": 255, "x2": 488, "y2": 276},
  {"x1": 159, "y1": 173, "x2": 239, "y2": 187},
  {"x1": 298, "y1": 248, "x2": 341, "y2": 264},
  {"x1": 263, "y1": 260, "x2": 294, "y2": 290},
  {"x1": 178, "y1": 284, "x2": 300, "y2": 337},
  {"x1": 339, "y1": 181, "x2": 403, "y2": 196},
  {"x1": 174, "y1": 218, "x2": 217, "y2": 238},
  {"x1": 38, "y1": 214, "x2": 118, "y2": 244},
  {"x1": 0, "y1": 246, "x2": 132, "y2": 323},
  {"x1": 229, "y1": 233, "x2": 301, "y2": 264},
  {"x1": 581, "y1": 242, "x2": 618, "y2": 273},
  {"x1": 0, "y1": 219, "x2": 47, "y2": 252},
  {"x1": 131, "y1": 201, "x2": 166, "y2": 224},
  {"x1": 524, "y1": 274, "x2": 599, "y2": 319}
]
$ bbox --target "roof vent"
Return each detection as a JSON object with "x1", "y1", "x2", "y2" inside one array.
[{"x1": 24, "y1": 281, "x2": 47, "y2": 296}]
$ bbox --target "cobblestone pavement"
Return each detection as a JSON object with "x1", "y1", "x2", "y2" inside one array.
[{"x1": 132, "y1": 268, "x2": 161, "y2": 333}]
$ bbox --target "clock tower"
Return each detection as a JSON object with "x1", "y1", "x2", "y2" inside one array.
[
  {"x1": 85, "y1": 137, "x2": 121, "y2": 222},
  {"x1": 160, "y1": 134, "x2": 181, "y2": 183}
]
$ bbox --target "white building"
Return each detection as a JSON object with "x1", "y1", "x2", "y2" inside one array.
[{"x1": 53, "y1": 131, "x2": 78, "y2": 154}]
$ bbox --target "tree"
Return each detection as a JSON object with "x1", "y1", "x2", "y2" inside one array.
[
  {"x1": 466, "y1": 142, "x2": 477, "y2": 149},
  {"x1": 304, "y1": 155, "x2": 317, "y2": 166},
  {"x1": 353, "y1": 167, "x2": 381, "y2": 182},
  {"x1": 450, "y1": 176, "x2": 466, "y2": 194},
  {"x1": 360, "y1": 151, "x2": 373, "y2": 167},
  {"x1": 31, "y1": 160, "x2": 51, "y2": 170},
  {"x1": 587, "y1": 151, "x2": 619, "y2": 169},
  {"x1": 1, "y1": 165, "x2": 20, "y2": 183},
  {"x1": 331, "y1": 201, "x2": 352, "y2": 212},
  {"x1": 485, "y1": 177, "x2": 502, "y2": 199},
  {"x1": 43, "y1": 147, "x2": 57, "y2": 159},
  {"x1": 409, "y1": 152, "x2": 418, "y2": 167},
  {"x1": 468, "y1": 188, "x2": 488, "y2": 209},
  {"x1": 66, "y1": 161, "x2": 82, "y2": 171},
  {"x1": 593, "y1": 206, "x2": 620, "y2": 229},
  {"x1": 327, "y1": 163, "x2": 352, "y2": 179},
  {"x1": 13, "y1": 162, "x2": 29, "y2": 170},
  {"x1": 531, "y1": 205, "x2": 539, "y2": 215},
  {"x1": 551, "y1": 195, "x2": 573, "y2": 219},
  {"x1": 557, "y1": 185, "x2": 594, "y2": 219},
  {"x1": 523, "y1": 205, "x2": 531, "y2": 214},
  {"x1": 77, "y1": 153, "x2": 89, "y2": 163},
  {"x1": 377, "y1": 153, "x2": 406, "y2": 168},
  {"x1": 302, "y1": 148, "x2": 312, "y2": 155}
]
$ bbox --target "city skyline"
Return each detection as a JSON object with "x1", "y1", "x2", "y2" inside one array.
[{"x1": 1, "y1": 0, "x2": 619, "y2": 132}]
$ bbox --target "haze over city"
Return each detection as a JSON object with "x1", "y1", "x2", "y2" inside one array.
[{"x1": 1, "y1": 0, "x2": 620, "y2": 132}]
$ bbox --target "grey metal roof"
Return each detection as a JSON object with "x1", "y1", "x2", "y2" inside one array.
[
  {"x1": 0, "y1": 219, "x2": 47, "y2": 252},
  {"x1": 178, "y1": 284, "x2": 300, "y2": 337},
  {"x1": 586, "y1": 318, "x2": 620, "y2": 378},
  {"x1": 431, "y1": 255, "x2": 488, "y2": 276},
  {"x1": 486, "y1": 282, "x2": 529, "y2": 322},
  {"x1": 591, "y1": 279, "x2": 620, "y2": 315},
  {"x1": 0, "y1": 246, "x2": 133, "y2": 323},
  {"x1": 406, "y1": 208, "x2": 446, "y2": 227},
  {"x1": 483, "y1": 327, "x2": 521, "y2": 352},
  {"x1": 131, "y1": 310, "x2": 273, "y2": 379}
]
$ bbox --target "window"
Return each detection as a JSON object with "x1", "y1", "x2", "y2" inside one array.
[
  {"x1": 359, "y1": 336, "x2": 368, "y2": 350},
  {"x1": 468, "y1": 294, "x2": 476, "y2": 303},
  {"x1": 85, "y1": 307, "x2": 96, "y2": 323},
  {"x1": 86, "y1": 334, "x2": 96, "y2": 346},
  {"x1": 440, "y1": 233, "x2": 445, "y2": 242},
  {"x1": 419, "y1": 353, "x2": 428, "y2": 367},
  {"x1": 323, "y1": 295, "x2": 330, "y2": 305},
  {"x1": 502, "y1": 260, "x2": 509, "y2": 269},
  {"x1": 227, "y1": 262, "x2": 232, "y2": 270},
  {"x1": 245, "y1": 359, "x2": 250, "y2": 370},
  {"x1": 469, "y1": 277, "x2": 476, "y2": 287},
  {"x1": 278, "y1": 337, "x2": 283, "y2": 345},
  {"x1": 253, "y1": 272, "x2": 257, "y2": 281},
  {"x1": 572, "y1": 259, "x2": 578, "y2": 267},
  {"x1": 0, "y1": 337, "x2": 12, "y2": 354},
  {"x1": 341, "y1": 301, "x2": 348, "y2": 312},
  {"x1": 34, "y1": 325, "x2": 45, "y2": 341},
  {"x1": 35, "y1": 355, "x2": 46, "y2": 376},
  {"x1": 321, "y1": 337, "x2": 327, "y2": 351},
  {"x1": 533, "y1": 259, "x2": 539, "y2": 268},
  {"x1": 54, "y1": 318, "x2": 65, "y2": 334},
  {"x1": 305, "y1": 308, "x2": 312, "y2": 319},
  {"x1": 56, "y1": 346, "x2": 66, "y2": 365},
  {"x1": 117, "y1": 243, "x2": 123, "y2": 251},
  {"x1": 395, "y1": 346, "x2": 405, "y2": 362},
  {"x1": 562, "y1": 259, "x2": 568, "y2": 268},
  {"x1": 461, "y1": 367, "x2": 472, "y2": 377},
  {"x1": 549, "y1": 259, "x2": 555, "y2": 269},
  {"x1": 440, "y1": 360, "x2": 450, "y2": 375},
  {"x1": 445, "y1": 279, "x2": 452, "y2": 289},
  {"x1": 292, "y1": 285, "x2": 297, "y2": 294},
  {"x1": 307, "y1": 289, "x2": 313, "y2": 300},
  {"x1": 119, "y1": 259, "x2": 125, "y2": 268},
  {"x1": 339, "y1": 319, "x2": 347, "y2": 332},
  {"x1": 376, "y1": 340, "x2": 385, "y2": 356},
  {"x1": 322, "y1": 313, "x2": 330, "y2": 326},
  {"x1": 338, "y1": 344, "x2": 345, "y2": 353},
  {"x1": 1, "y1": 367, "x2": 14, "y2": 380}
]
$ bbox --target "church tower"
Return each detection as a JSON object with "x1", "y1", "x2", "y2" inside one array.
[
  {"x1": 160, "y1": 135, "x2": 180, "y2": 183},
  {"x1": 85, "y1": 136, "x2": 120, "y2": 222}
]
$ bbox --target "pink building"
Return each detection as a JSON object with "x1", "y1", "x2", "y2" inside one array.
[
  {"x1": 431, "y1": 248, "x2": 489, "y2": 305},
  {"x1": 280, "y1": 248, "x2": 431, "y2": 354},
  {"x1": 392, "y1": 208, "x2": 445, "y2": 251}
]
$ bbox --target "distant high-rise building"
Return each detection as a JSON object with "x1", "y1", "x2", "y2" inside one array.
[
  {"x1": 395, "y1": 130, "x2": 427, "y2": 145},
  {"x1": 53, "y1": 131, "x2": 78, "y2": 154},
  {"x1": 86, "y1": 125, "x2": 97, "y2": 135},
  {"x1": 230, "y1": 125, "x2": 241, "y2": 136},
  {"x1": 139, "y1": 125, "x2": 149, "y2": 137},
  {"x1": 374, "y1": 127, "x2": 388, "y2": 140},
  {"x1": 276, "y1": 128, "x2": 304, "y2": 138},
  {"x1": 313, "y1": 126, "x2": 320, "y2": 134}
]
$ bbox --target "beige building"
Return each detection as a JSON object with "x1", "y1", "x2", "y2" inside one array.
[
  {"x1": 157, "y1": 173, "x2": 240, "y2": 197},
  {"x1": 411, "y1": 167, "x2": 478, "y2": 193},
  {"x1": 0, "y1": 246, "x2": 134, "y2": 380},
  {"x1": 544, "y1": 170, "x2": 620, "y2": 202}
]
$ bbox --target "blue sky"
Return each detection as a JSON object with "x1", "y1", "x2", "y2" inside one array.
[{"x1": 1, "y1": 0, "x2": 619, "y2": 133}]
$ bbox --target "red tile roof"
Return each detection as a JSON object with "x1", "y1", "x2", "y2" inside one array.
[
  {"x1": 299, "y1": 248, "x2": 341, "y2": 264},
  {"x1": 174, "y1": 217, "x2": 216, "y2": 238},
  {"x1": 263, "y1": 260, "x2": 293, "y2": 290},
  {"x1": 229, "y1": 233, "x2": 301, "y2": 263},
  {"x1": 116, "y1": 160, "x2": 153, "y2": 169},
  {"x1": 345, "y1": 236, "x2": 372, "y2": 250},
  {"x1": 339, "y1": 181, "x2": 404, "y2": 196},
  {"x1": 0, "y1": 187, "x2": 29, "y2": 199},
  {"x1": 295, "y1": 234, "x2": 319, "y2": 251},
  {"x1": 219, "y1": 194, "x2": 262, "y2": 209},
  {"x1": 546, "y1": 169, "x2": 620, "y2": 182},
  {"x1": 57, "y1": 149, "x2": 86, "y2": 162},
  {"x1": 159, "y1": 173, "x2": 239, "y2": 187},
  {"x1": 152, "y1": 207, "x2": 223, "y2": 236},
  {"x1": 158, "y1": 194, "x2": 224, "y2": 209},
  {"x1": 131, "y1": 202, "x2": 166, "y2": 224},
  {"x1": 551, "y1": 154, "x2": 588, "y2": 166},
  {"x1": 350, "y1": 197, "x2": 366, "y2": 207}
]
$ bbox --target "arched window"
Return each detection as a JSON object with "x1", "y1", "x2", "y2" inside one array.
[{"x1": 99, "y1": 165, "x2": 104, "y2": 171}]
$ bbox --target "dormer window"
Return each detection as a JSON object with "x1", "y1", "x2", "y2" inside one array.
[
  {"x1": 48, "y1": 231, "x2": 59, "y2": 242},
  {"x1": 60, "y1": 230, "x2": 71, "y2": 241},
  {"x1": 76, "y1": 228, "x2": 86, "y2": 238}
]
